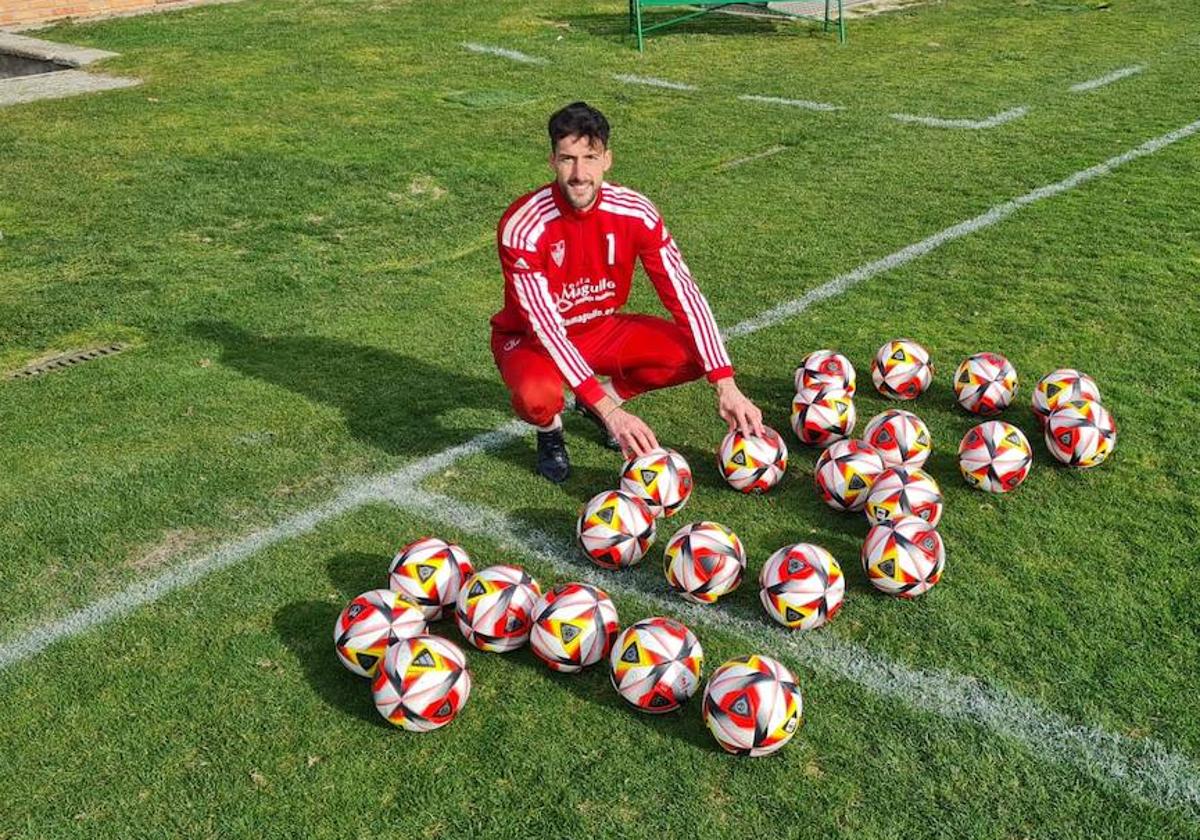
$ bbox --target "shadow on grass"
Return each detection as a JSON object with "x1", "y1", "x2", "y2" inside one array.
[
  {"x1": 273, "y1": 596, "x2": 387, "y2": 728},
  {"x1": 501, "y1": 641, "x2": 715, "y2": 752},
  {"x1": 191, "y1": 319, "x2": 511, "y2": 457}
]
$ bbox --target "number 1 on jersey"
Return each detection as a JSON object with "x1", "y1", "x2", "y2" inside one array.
[{"x1": 606, "y1": 233, "x2": 616, "y2": 266}]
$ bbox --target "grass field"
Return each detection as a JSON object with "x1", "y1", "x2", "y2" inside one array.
[{"x1": 2, "y1": 0, "x2": 1200, "y2": 836}]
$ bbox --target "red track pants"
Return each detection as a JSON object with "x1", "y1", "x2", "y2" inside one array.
[{"x1": 491, "y1": 314, "x2": 704, "y2": 427}]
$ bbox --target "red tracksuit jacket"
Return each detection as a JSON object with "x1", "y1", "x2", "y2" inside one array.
[{"x1": 491, "y1": 180, "x2": 734, "y2": 407}]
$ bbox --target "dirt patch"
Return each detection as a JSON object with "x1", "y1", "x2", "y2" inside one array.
[{"x1": 127, "y1": 528, "x2": 210, "y2": 573}]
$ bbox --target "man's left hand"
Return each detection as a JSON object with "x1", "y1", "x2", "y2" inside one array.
[{"x1": 714, "y1": 377, "x2": 765, "y2": 438}]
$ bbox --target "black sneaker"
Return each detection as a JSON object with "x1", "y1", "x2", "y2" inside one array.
[
  {"x1": 573, "y1": 401, "x2": 621, "y2": 451},
  {"x1": 535, "y1": 429, "x2": 571, "y2": 483}
]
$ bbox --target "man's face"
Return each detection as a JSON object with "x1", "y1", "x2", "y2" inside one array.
[{"x1": 550, "y1": 134, "x2": 612, "y2": 210}]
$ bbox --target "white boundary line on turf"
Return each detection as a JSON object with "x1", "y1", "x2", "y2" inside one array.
[
  {"x1": 889, "y1": 106, "x2": 1029, "y2": 130},
  {"x1": 720, "y1": 145, "x2": 788, "y2": 170},
  {"x1": 725, "y1": 115, "x2": 1200, "y2": 338},
  {"x1": 392, "y1": 489, "x2": 1200, "y2": 822},
  {"x1": 612, "y1": 74, "x2": 698, "y2": 91},
  {"x1": 738, "y1": 94, "x2": 843, "y2": 112},
  {"x1": 461, "y1": 42, "x2": 547, "y2": 65},
  {"x1": 3, "y1": 115, "x2": 1200, "y2": 691},
  {"x1": 0, "y1": 423, "x2": 525, "y2": 672},
  {"x1": 1070, "y1": 65, "x2": 1145, "y2": 93}
]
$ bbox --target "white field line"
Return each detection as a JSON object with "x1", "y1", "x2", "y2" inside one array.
[
  {"x1": 720, "y1": 145, "x2": 788, "y2": 170},
  {"x1": 725, "y1": 115, "x2": 1200, "y2": 338},
  {"x1": 461, "y1": 42, "x2": 547, "y2": 65},
  {"x1": 3, "y1": 116, "x2": 1200, "y2": 680},
  {"x1": 612, "y1": 74, "x2": 698, "y2": 91},
  {"x1": 738, "y1": 93, "x2": 843, "y2": 112},
  {"x1": 889, "y1": 106, "x2": 1029, "y2": 130},
  {"x1": 0, "y1": 422, "x2": 525, "y2": 673},
  {"x1": 1071, "y1": 65, "x2": 1145, "y2": 93},
  {"x1": 392, "y1": 490, "x2": 1200, "y2": 822}
]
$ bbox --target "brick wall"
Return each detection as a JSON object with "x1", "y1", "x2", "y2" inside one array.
[{"x1": 1, "y1": 0, "x2": 193, "y2": 28}]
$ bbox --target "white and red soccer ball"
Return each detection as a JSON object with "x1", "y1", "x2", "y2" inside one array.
[
  {"x1": 454, "y1": 564, "x2": 542, "y2": 653},
  {"x1": 871, "y1": 339, "x2": 933, "y2": 400},
  {"x1": 759, "y1": 543, "x2": 845, "y2": 631},
  {"x1": 862, "y1": 517, "x2": 945, "y2": 598},
  {"x1": 862, "y1": 409, "x2": 932, "y2": 470},
  {"x1": 1045, "y1": 399, "x2": 1117, "y2": 468},
  {"x1": 954, "y1": 352, "x2": 1018, "y2": 416},
  {"x1": 958, "y1": 420, "x2": 1033, "y2": 493},
  {"x1": 609, "y1": 617, "x2": 704, "y2": 713},
  {"x1": 703, "y1": 655, "x2": 804, "y2": 757},
  {"x1": 371, "y1": 634, "x2": 472, "y2": 731},
  {"x1": 576, "y1": 490, "x2": 656, "y2": 569},
  {"x1": 790, "y1": 386, "x2": 856, "y2": 447},
  {"x1": 863, "y1": 467, "x2": 944, "y2": 527},
  {"x1": 620, "y1": 448, "x2": 693, "y2": 518},
  {"x1": 718, "y1": 427, "x2": 788, "y2": 493},
  {"x1": 794, "y1": 349, "x2": 856, "y2": 396},
  {"x1": 333, "y1": 588, "x2": 427, "y2": 678},
  {"x1": 663, "y1": 521, "x2": 747, "y2": 604},
  {"x1": 1032, "y1": 368, "x2": 1102, "y2": 425},
  {"x1": 529, "y1": 583, "x2": 619, "y2": 673},
  {"x1": 813, "y1": 439, "x2": 887, "y2": 512},
  {"x1": 388, "y1": 537, "x2": 475, "y2": 621}
]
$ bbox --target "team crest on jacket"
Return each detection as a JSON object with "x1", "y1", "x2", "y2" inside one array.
[{"x1": 551, "y1": 240, "x2": 566, "y2": 267}]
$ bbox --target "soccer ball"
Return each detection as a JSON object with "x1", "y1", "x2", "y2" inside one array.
[
  {"x1": 333, "y1": 588, "x2": 427, "y2": 678},
  {"x1": 1032, "y1": 369, "x2": 1102, "y2": 425},
  {"x1": 702, "y1": 655, "x2": 803, "y2": 757},
  {"x1": 1045, "y1": 399, "x2": 1117, "y2": 468},
  {"x1": 372, "y1": 634, "x2": 471, "y2": 732},
  {"x1": 609, "y1": 617, "x2": 704, "y2": 713},
  {"x1": 871, "y1": 339, "x2": 933, "y2": 400},
  {"x1": 576, "y1": 490, "x2": 656, "y2": 569},
  {"x1": 813, "y1": 439, "x2": 887, "y2": 512},
  {"x1": 718, "y1": 426, "x2": 788, "y2": 493},
  {"x1": 862, "y1": 517, "x2": 945, "y2": 598},
  {"x1": 529, "y1": 583, "x2": 619, "y2": 673},
  {"x1": 794, "y1": 349, "x2": 856, "y2": 396},
  {"x1": 388, "y1": 537, "x2": 475, "y2": 621},
  {"x1": 790, "y1": 386, "x2": 856, "y2": 447},
  {"x1": 862, "y1": 409, "x2": 932, "y2": 469},
  {"x1": 759, "y1": 543, "x2": 845, "y2": 631},
  {"x1": 863, "y1": 467, "x2": 944, "y2": 527},
  {"x1": 454, "y1": 564, "x2": 542, "y2": 653},
  {"x1": 953, "y1": 352, "x2": 1018, "y2": 416},
  {"x1": 958, "y1": 421, "x2": 1033, "y2": 493},
  {"x1": 663, "y1": 521, "x2": 747, "y2": 604},
  {"x1": 619, "y1": 448, "x2": 693, "y2": 518}
]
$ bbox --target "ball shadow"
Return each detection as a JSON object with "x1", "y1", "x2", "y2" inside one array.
[
  {"x1": 273, "y1": 598, "x2": 387, "y2": 728},
  {"x1": 500, "y1": 629, "x2": 716, "y2": 753}
]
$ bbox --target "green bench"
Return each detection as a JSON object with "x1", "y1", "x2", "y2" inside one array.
[{"x1": 628, "y1": 0, "x2": 846, "y2": 50}]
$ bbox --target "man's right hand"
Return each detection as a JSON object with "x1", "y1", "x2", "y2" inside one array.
[{"x1": 592, "y1": 397, "x2": 658, "y2": 457}]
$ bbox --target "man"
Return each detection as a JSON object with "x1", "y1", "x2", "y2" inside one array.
[{"x1": 491, "y1": 101, "x2": 764, "y2": 482}]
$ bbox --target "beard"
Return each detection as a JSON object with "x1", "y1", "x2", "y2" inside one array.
[{"x1": 564, "y1": 180, "x2": 598, "y2": 209}]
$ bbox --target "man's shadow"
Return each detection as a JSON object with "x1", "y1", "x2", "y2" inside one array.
[{"x1": 190, "y1": 319, "x2": 513, "y2": 457}]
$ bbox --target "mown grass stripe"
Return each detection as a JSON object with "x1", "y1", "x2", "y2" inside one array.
[{"x1": 393, "y1": 490, "x2": 1200, "y2": 822}]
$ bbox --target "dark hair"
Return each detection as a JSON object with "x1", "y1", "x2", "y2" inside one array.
[{"x1": 548, "y1": 102, "x2": 610, "y2": 150}]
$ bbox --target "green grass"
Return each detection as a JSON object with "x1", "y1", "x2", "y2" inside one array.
[{"x1": 1, "y1": 0, "x2": 1199, "y2": 836}]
